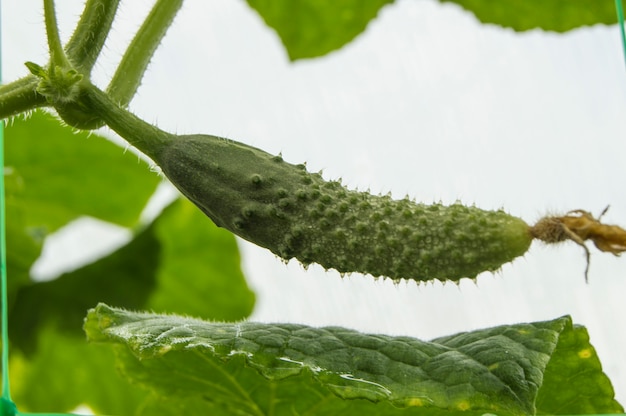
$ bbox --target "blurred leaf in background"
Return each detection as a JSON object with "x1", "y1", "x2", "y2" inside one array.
[
  {"x1": 246, "y1": 0, "x2": 617, "y2": 63},
  {"x1": 5, "y1": 111, "x2": 255, "y2": 413},
  {"x1": 438, "y1": 0, "x2": 617, "y2": 32},
  {"x1": 246, "y1": 0, "x2": 394, "y2": 60}
]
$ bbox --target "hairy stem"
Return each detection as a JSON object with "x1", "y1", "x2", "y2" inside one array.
[
  {"x1": 65, "y1": 0, "x2": 121, "y2": 73},
  {"x1": 0, "y1": 76, "x2": 47, "y2": 120},
  {"x1": 107, "y1": 0, "x2": 184, "y2": 106},
  {"x1": 82, "y1": 83, "x2": 174, "y2": 160},
  {"x1": 43, "y1": 0, "x2": 70, "y2": 68}
]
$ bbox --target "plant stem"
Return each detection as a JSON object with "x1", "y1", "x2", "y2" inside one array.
[
  {"x1": 83, "y1": 83, "x2": 174, "y2": 160},
  {"x1": 65, "y1": 0, "x2": 121, "y2": 74},
  {"x1": 43, "y1": 0, "x2": 70, "y2": 68},
  {"x1": 1, "y1": 0, "x2": 180, "y2": 122},
  {"x1": 0, "y1": 76, "x2": 47, "y2": 120},
  {"x1": 107, "y1": 0, "x2": 184, "y2": 106}
]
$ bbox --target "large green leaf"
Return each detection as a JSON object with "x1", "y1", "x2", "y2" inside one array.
[
  {"x1": 147, "y1": 198, "x2": 255, "y2": 320},
  {"x1": 8, "y1": 197, "x2": 254, "y2": 412},
  {"x1": 9, "y1": 198, "x2": 254, "y2": 354},
  {"x1": 246, "y1": 0, "x2": 616, "y2": 59},
  {"x1": 85, "y1": 304, "x2": 623, "y2": 415},
  {"x1": 246, "y1": 0, "x2": 394, "y2": 60},
  {"x1": 9, "y1": 218, "x2": 160, "y2": 355},
  {"x1": 5, "y1": 110, "x2": 160, "y2": 233},
  {"x1": 535, "y1": 323, "x2": 622, "y2": 414},
  {"x1": 4, "y1": 109, "x2": 161, "y2": 297},
  {"x1": 438, "y1": 0, "x2": 617, "y2": 32},
  {"x1": 10, "y1": 327, "x2": 149, "y2": 414}
]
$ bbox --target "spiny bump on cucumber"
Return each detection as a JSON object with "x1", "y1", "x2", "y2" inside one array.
[{"x1": 154, "y1": 134, "x2": 533, "y2": 283}]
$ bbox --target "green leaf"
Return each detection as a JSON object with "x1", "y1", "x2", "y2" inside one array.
[
  {"x1": 9, "y1": 198, "x2": 254, "y2": 353},
  {"x1": 124, "y1": 395, "x2": 220, "y2": 416},
  {"x1": 10, "y1": 326, "x2": 149, "y2": 414},
  {"x1": 147, "y1": 198, "x2": 255, "y2": 320},
  {"x1": 4, "y1": 109, "x2": 161, "y2": 297},
  {"x1": 9, "y1": 197, "x2": 255, "y2": 413},
  {"x1": 438, "y1": 0, "x2": 617, "y2": 32},
  {"x1": 9, "y1": 218, "x2": 160, "y2": 355},
  {"x1": 85, "y1": 305, "x2": 623, "y2": 415},
  {"x1": 535, "y1": 324, "x2": 624, "y2": 414},
  {"x1": 4, "y1": 110, "x2": 160, "y2": 234},
  {"x1": 246, "y1": 0, "x2": 394, "y2": 60},
  {"x1": 5, "y1": 218, "x2": 41, "y2": 301}
]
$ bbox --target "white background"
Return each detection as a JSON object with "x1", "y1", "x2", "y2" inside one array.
[{"x1": 3, "y1": 0, "x2": 626, "y2": 408}]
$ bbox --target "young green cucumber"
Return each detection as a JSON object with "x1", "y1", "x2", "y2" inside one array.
[
  {"x1": 155, "y1": 134, "x2": 532, "y2": 282},
  {"x1": 83, "y1": 84, "x2": 532, "y2": 283}
]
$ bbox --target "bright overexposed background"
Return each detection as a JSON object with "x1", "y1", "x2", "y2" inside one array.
[{"x1": 3, "y1": 0, "x2": 626, "y2": 407}]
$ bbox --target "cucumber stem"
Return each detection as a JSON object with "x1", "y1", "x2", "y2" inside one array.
[{"x1": 83, "y1": 83, "x2": 175, "y2": 160}]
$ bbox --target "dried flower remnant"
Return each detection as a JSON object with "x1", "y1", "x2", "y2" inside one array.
[{"x1": 530, "y1": 207, "x2": 626, "y2": 282}]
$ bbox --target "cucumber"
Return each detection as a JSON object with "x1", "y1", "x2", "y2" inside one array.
[
  {"x1": 156, "y1": 134, "x2": 532, "y2": 282},
  {"x1": 83, "y1": 84, "x2": 532, "y2": 283}
]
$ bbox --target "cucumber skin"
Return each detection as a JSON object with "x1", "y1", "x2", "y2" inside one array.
[{"x1": 157, "y1": 134, "x2": 532, "y2": 282}]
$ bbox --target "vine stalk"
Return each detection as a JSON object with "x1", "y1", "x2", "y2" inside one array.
[{"x1": 106, "y1": 0, "x2": 184, "y2": 106}]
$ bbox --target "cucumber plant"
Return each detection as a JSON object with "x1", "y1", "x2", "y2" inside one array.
[
  {"x1": 8, "y1": 0, "x2": 626, "y2": 285},
  {"x1": 0, "y1": 0, "x2": 624, "y2": 414}
]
